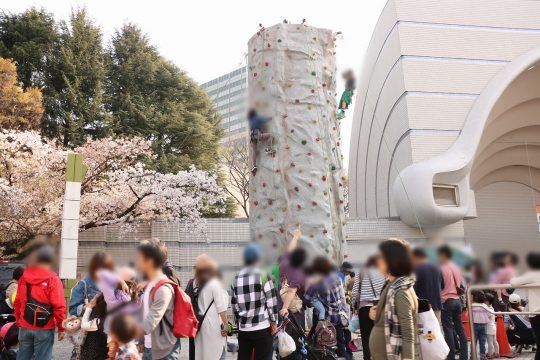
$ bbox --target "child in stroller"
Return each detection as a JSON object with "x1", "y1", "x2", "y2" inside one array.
[
  {"x1": 506, "y1": 294, "x2": 536, "y2": 353},
  {"x1": 0, "y1": 322, "x2": 19, "y2": 360},
  {"x1": 281, "y1": 314, "x2": 338, "y2": 360}
]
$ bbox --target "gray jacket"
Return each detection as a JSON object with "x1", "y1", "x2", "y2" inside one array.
[{"x1": 142, "y1": 281, "x2": 177, "y2": 359}]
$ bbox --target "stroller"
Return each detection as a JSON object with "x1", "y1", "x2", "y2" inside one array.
[
  {"x1": 0, "y1": 322, "x2": 18, "y2": 360},
  {"x1": 280, "y1": 315, "x2": 338, "y2": 360}
]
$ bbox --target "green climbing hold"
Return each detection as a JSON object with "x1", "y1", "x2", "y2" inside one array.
[
  {"x1": 311, "y1": 71, "x2": 316, "y2": 76},
  {"x1": 301, "y1": 140, "x2": 307, "y2": 145}
]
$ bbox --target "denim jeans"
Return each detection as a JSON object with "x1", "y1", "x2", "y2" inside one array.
[
  {"x1": 442, "y1": 298, "x2": 469, "y2": 360},
  {"x1": 474, "y1": 323, "x2": 487, "y2": 357},
  {"x1": 159, "y1": 340, "x2": 181, "y2": 360},
  {"x1": 17, "y1": 327, "x2": 55, "y2": 360}
]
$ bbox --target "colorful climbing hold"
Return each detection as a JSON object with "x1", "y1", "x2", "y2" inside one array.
[
  {"x1": 301, "y1": 140, "x2": 307, "y2": 145},
  {"x1": 254, "y1": 200, "x2": 259, "y2": 206},
  {"x1": 294, "y1": 186, "x2": 299, "y2": 192},
  {"x1": 268, "y1": 199, "x2": 273, "y2": 205},
  {"x1": 312, "y1": 201, "x2": 318, "y2": 206}
]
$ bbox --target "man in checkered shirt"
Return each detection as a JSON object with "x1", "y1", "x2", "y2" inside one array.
[{"x1": 231, "y1": 243, "x2": 278, "y2": 360}]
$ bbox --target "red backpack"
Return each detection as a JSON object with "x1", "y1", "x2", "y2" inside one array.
[{"x1": 151, "y1": 279, "x2": 199, "y2": 338}]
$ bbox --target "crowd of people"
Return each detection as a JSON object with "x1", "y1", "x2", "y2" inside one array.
[{"x1": 0, "y1": 234, "x2": 538, "y2": 360}]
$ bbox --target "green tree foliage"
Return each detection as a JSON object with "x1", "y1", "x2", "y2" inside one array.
[
  {"x1": 44, "y1": 8, "x2": 109, "y2": 147},
  {"x1": 106, "y1": 24, "x2": 222, "y2": 173},
  {"x1": 0, "y1": 8, "x2": 58, "y2": 89}
]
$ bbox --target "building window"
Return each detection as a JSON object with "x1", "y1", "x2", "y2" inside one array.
[{"x1": 433, "y1": 185, "x2": 459, "y2": 207}]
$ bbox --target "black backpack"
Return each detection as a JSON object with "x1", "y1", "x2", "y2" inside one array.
[
  {"x1": 0, "y1": 282, "x2": 14, "y2": 314},
  {"x1": 23, "y1": 284, "x2": 52, "y2": 327},
  {"x1": 185, "y1": 279, "x2": 214, "y2": 333}
]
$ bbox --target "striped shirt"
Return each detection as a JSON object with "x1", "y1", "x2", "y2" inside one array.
[{"x1": 351, "y1": 268, "x2": 386, "y2": 309}]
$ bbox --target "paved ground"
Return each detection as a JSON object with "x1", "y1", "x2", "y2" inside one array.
[{"x1": 52, "y1": 338, "x2": 536, "y2": 359}]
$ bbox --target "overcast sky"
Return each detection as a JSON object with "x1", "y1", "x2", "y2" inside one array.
[{"x1": 2, "y1": 0, "x2": 387, "y2": 165}]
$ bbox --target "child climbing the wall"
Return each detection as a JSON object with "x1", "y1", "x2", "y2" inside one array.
[
  {"x1": 337, "y1": 70, "x2": 356, "y2": 120},
  {"x1": 248, "y1": 109, "x2": 273, "y2": 175}
]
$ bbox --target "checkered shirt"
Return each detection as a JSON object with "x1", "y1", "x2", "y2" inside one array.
[
  {"x1": 231, "y1": 266, "x2": 278, "y2": 329},
  {"x1": 305, "y1": 273, "x2": 348, "y2": 325}
]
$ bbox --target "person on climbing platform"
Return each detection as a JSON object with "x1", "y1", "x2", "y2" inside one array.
[
  {"x1": 248, "y1": 109, "x2": 273, "y2": 175},
  {"x1": 337, "y1": 69, "x2": 356, "y2": 120}
]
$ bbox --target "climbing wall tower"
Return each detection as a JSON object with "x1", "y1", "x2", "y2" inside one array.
[{"x1": 248, "y1": 23, "x2": 346, "y2": 263}]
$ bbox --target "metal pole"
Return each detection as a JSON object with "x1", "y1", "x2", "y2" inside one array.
[
  {"x1": 467, "y1": 287, "x2": 477, "y2": 360},
  {"x1": 466, "y1": 283, "x2": 540, "y2": 360}
]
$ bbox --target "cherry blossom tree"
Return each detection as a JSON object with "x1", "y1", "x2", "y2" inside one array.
[{"x1": 0, "y1": 130, "x2": 225, "y2": 255}]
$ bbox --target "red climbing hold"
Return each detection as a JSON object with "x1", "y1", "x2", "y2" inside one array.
[
  {"x1": 290, "y1": 162, "x2": 296, "y2": 167},
  {"x1": 322, "y1": 175, "x2": 327, "y2": 181},
  {"x1": 268, "y1": 199, "x2": 273, "y2": 205},
  {"x1": 312, "y1": 201, "x2": 317, "y2": 206},
  {"x1": 323, "y1": 229, "x2": 328, "y2": 234},
  {"x1": 315, "y1": 137, "x2": 320, "y2": 142},
  {"x1": 267, "y1": 43, "x2": 271, "y2": 48},
  {"x1": 253, "y1": 72, "x2": 257, "y2": 77},
  {"x1": 262, "y1": 182, "x2": 267, "y2": 187},
  {"x1": 297, "y1": 204, "x2": 302, "y2": 210},
  {"x1": 295, "y1": 99, "x2": 300, "y2": 103},
  {"x1": 253, "y1": 48, "x2": 257, "y2": 52},
  {"x1": 265, "y1": 62, "x2": 269, "y2": 66},
  {"x1": 254, "y1": 200, "x2": 259, "y2": 206},
  {"x1": 308, "y1": 182, "x2": 313, "y2": 187},
  {"x1": 307, "y1": 152, "x2": 312, "y2": 156},
  {"x1": 322, "y1": 83, "x2": 327, "y2": 87},
  {"x1": 279, "y1": 228, "x2": 285, "y2": 234},
  {"x1": 294, "y1": 186, "x2": 299, "y2": 192}
]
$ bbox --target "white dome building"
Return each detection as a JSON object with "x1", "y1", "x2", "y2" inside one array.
[{"x1": 348, "y1": 0, "x2": 540, "y2": 261}]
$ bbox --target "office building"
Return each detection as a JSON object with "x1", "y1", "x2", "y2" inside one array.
[{"x1": 202, "y1": 67, "x2": 248, "y2": 144}]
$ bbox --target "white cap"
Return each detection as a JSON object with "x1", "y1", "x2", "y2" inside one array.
[{"x1": 508, "y1": 293, "x2": 521, "y2": 304}]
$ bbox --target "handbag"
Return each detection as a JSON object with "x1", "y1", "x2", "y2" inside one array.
[
  {"x1": 277, "y1": 330, "x2": 296, "y2": 357},
  {"x1": 23, "y1": 284, "x2": 52, "y2": 327},
  {"x1": 280, "y1": 279, "x2": 303, "y2": 313},
  {"x1": 417, "y1": 307, "x2": 449, "y2": 360}
]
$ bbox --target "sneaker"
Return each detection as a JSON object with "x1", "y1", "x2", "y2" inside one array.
[{"x1": 336, "y1": 110, "x2": 345, "y2": 119}]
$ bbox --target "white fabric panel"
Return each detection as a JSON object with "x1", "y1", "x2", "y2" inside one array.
[{"x1": 248, "y1": 24, "x2": 346, "y2": 262}]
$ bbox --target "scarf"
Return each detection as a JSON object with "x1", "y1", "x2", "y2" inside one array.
[{"x1": 384, "y1": 275, "x2": 416, "y2": 359}]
